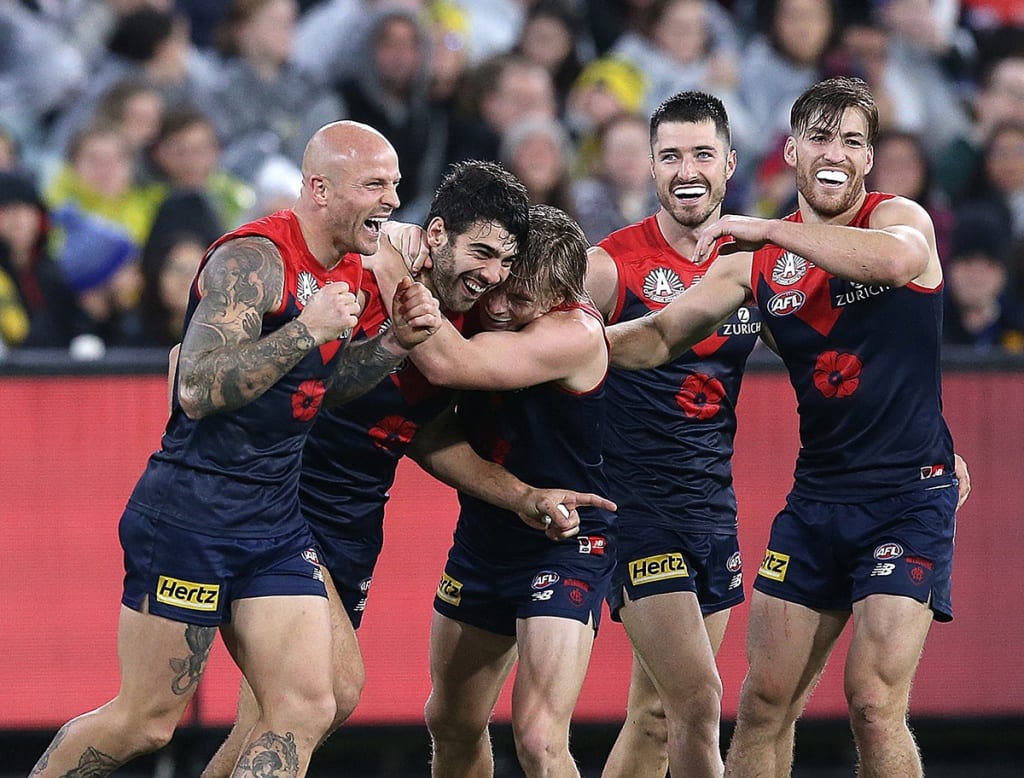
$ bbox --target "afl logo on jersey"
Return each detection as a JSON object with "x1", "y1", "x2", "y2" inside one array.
[
  {"x1": 767, "y1": 289, "x2": 806, "y2": 316},
  {"x1": 642, "y1": 267, "x2": 686, "y2": 304},
  {"x1": 296, "y1": 270, "x2": 320, "y2": 307},
  {"x1": 771, "y1": 252, "x2": 809, "y2": 285}
]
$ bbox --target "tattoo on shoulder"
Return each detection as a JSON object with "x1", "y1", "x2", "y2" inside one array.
[
  {"x1": 236, "y1": 730, "x2": 300, "y2": 777},
  {"x1": 196, "y1": 237, "x2": 284, "y2": 340},
  {"x1": 169, "y1": 624, "x2": 217, "y2": 695},
  {"x1": 178, "y1": 236, "x2": 320, "y2": 415}
]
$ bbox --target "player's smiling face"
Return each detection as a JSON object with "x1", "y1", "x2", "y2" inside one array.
[
  {"x1": 651, "y1": 118, "x2": 735, "y2": 229},
  {"x1": 787, "y1": 106, "x2": 873, "y2": 219},
  {"x1": 428, "y1": 218, "x2": 518, "y2": 313},
  {"x1": 478, "y1": 288, "x2": 547, "y2": 332}
]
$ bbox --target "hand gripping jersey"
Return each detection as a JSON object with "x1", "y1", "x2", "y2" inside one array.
[
  {"x1": 453, "y1": 303, "x2": 616, "y2": 560},
  {"x1": 300, "y1": 272, "x2": 464, "y2": 545},
  {"x1": 751, "y1": 193, "x2": 954, "y2": 501},
  {"x1": 598, "y1": 215, "x2": 762, "y2": 534},
  {"x1": 129, "y1": 210, "x2": 362, "y2": 537}
]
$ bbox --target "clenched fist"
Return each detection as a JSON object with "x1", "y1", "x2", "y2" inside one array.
[
  {"x1": 388, "y1": 275, "x2": 442, "y2": 351},
  {"x1": 298, "y1": 281, "x2": 362, "y2": 344}
]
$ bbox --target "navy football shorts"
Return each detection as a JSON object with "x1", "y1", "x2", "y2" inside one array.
[
  {"x1": 433, "y1": 533, "x2": 615, "y2": 637},
  {"x1": 120, "y1": 508, "x2": 327, "y2": 626},
  {"x1": 308, "y1": 527, "x2": 382, "y2": 629},
  {"x1": 608, "y1": 526, "x2": 744, "y2": 621},
  {"x1": 753, "y1": 483, "x2": 957, "y2": 621}
]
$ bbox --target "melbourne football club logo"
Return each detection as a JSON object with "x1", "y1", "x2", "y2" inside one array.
[
  {"x1": 771, "y1": 252, "x2": 809, "y2": 286},
  {"x1": 296, "y1": 270, "x2": 320, "y2": 307},
  {"x1": 642, "y1": 267, "x2": 686, "y2": 304}
]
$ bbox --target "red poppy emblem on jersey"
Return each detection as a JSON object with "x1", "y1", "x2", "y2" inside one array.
[
  {"x1": 675, "y1": 373, "x2": 725, "y2": 420},
  {"x1": 490, "y1": 437, "x2": 511, "y2": 466},
  {"x1": 291, "y1": 379, "x2": 326, "y2": 421},
  {"x1": 813, "y1": 351, "x2": 862, "y2": 398},
  {"x1": 369, "y1": 414, "x2": 418, "y2": 452}
]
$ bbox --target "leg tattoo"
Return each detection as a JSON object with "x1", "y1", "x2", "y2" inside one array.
[
  {"x1": 235, "y1": 731, "x2": 300, "y2": 777},
  {"x1": 170, "y1": 624, "x2": 217, "y2": 695}
]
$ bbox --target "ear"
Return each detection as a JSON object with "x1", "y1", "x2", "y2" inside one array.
[
  {"x1": 725, "y1": 149, "x2": 737, "y2": 181},
  {"x1": 783, "y1": 136, "x2": 798, "y2": 169},
  {"x1": 864, "y1": 143, "x2": 874, "y2": 177},
  {"x1": 426, "y1": 216, "x2": 447, "y2": 247},
  {"x1": 309, "y1": 175, "x2": 329, "y2": 205}
]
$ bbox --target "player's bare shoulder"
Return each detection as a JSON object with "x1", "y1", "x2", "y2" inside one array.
[
  {"x1": 869, "y1": 194, "x2": 942, "y2": 288},
  {"x1": 585, "y1": 245, "x2": 620, "y2": 321}
]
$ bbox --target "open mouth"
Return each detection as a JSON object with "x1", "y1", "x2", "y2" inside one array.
[
  {"x1": 463, "y1": 276, "x2": 487, "y2": 298},
  {"x1": 815, "y1": 169, "x2": 849, "y2": 187},
  {"x1": 364, "y1": 217, "x2": 387, "y2": 237},
  {"x1": 672, "y1": 182, "x2": 707, "y2": 202}
]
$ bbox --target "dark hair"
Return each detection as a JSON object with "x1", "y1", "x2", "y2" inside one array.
[
  {"x1": 505, "y1": 204, "x2": 588, "y2": 305},
  {"x1": 154, "y1": 105, "x2": 217, "y2": 146},
  {"x1": 650, "y1": 91, "x2": 731, "y2": 148},
  {"x1": 790, "y1": 76, "x2": 879, "y2": 146},
  {"x1": 428, "y1": 160, "x2": 531, "y2": 256},
  {"x1": 108, "y1": 9, "x2": 176, "y2": 61}
]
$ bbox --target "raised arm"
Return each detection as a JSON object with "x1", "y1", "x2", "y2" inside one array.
[
  {"x1": 411, "y1": 308, "x2": 604, "y2": 391},
  {"x1": 694, "y1": 196, "x2": 940, "y2": 288},
  {"x1": 324, "y1": 275, "x2": 442, "y2": 405},
  {"x1": 408, "y1": 405, "x2": 616, "y2": 541},
  {"x1": 177, "y1": 236, "x2": 360, "y2": 419},
  {"x1": 608, "y1": 251, "x2": 752, "y2": 369}
]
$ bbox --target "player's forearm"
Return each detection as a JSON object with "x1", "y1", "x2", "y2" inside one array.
[
  {"x1": 405, "y1": 318, "x2": 473, "y2": 385},
  {"x1": 324, "y1": 329, "x2": 409, "y2": 406},
  {"x1": 766, "y1": 219, "x2": 929, "y2": 287},
  {"x1": 177, "y1": 319, "x2": 316, "y2": 419},
  {"x1": 607, "y1": 316, "x2": 674, "y2": 369},
  {"x1": 413, "y1": 439, "x2": 532, "y2": 513}
]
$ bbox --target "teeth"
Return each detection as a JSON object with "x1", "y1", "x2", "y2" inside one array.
[
  {"x1": 816, "y1": 170, "x2": 848, "y2": 185},
  {"x1": 673, "y1": 185, "x2": 707, "y2": 198},
  {"x1": 465, "y1": 278, "x2": 485, "y2": 294}
]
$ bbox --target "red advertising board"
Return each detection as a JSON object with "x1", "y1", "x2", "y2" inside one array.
[{"x1": 1, "y1": 371, "x2": 1021, "y2": 727}]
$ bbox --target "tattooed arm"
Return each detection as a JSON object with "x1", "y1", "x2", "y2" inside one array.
[
  {"x1": 177, "y1": 236, "x2": 361, "y2": 419},
  {"x1": 325, "y1": 275, "x2": 442, "y2": 406}
]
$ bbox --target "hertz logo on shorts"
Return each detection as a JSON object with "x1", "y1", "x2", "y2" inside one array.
[
  {"x1": 757, "y1": 549, "x2": 790, "y2": 581},
  {"x1": 628, "y1": 553, "x2": 689, "y2": 585},
  {"x1": 156, "y1": 575, "x2": 220, "y2": 612},
  {"x1": 436, "y1": 572, "x2": 463, "y2": 606}
]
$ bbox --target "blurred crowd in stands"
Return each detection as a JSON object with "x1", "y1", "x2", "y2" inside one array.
[{"x1": 1, "y1": 0, "x2": 1023, "y2": 360}]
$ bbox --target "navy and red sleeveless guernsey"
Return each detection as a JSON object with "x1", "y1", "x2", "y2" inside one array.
[
  {"x1": 598, "y1": 215, "x2": 762, "y2": 534},
  {"x1": 128, "y1": 210, "x2": 362, "y2": 537},
  {"x1": 300, "y1": 272, "x2": 463, "y2": 545},
  {"x1": 453, "y1": 303, "x2": 616, "y2": 558},
  {"x1": 751, "y1": 192, "x2": 954, "y2": 501}
]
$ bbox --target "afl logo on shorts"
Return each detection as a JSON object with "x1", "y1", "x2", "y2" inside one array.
[
  {"x1": 532, "y1": 571, "x2": 560, "y2": 590},
  {"x1": 726, "y1": 552, "x2": 742, "y2": 572},
  {"x1": 873, "y1": 543, "x2": 904, "y2": 561},
  {"x1": 767, "y1": 289, "x2": 805, "y2": 316}
]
